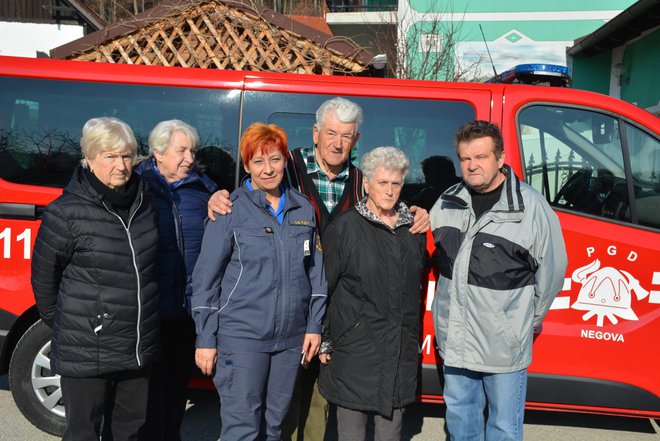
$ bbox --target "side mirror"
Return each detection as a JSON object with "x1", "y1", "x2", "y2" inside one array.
[{"x1": 592, "y1": 116, "x2": 615, "y2": 144}]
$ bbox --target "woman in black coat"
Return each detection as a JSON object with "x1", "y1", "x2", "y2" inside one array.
[
  {"x1": 31, "y1": 117, "x2": 159, "y2": 441},
  {"x1": 318, "y1": 147, "x2": 426, "y2": 441}
]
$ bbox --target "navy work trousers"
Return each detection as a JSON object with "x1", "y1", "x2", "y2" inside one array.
[{"x1": 214, "y1": 347, "x2": 301, "y2": 441}]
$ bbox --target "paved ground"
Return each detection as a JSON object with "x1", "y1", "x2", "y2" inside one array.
[{"x1": 1, "y1": 374, "x2": 658, "y2": 440}]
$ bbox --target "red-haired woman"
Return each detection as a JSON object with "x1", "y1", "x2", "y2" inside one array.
[{"x1": 191, "y1": 123, "x2": 327, "y2": 440}]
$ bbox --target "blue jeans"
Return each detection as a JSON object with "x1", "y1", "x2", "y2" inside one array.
[{"x1": 443, "y1": 366, "x2": 527, "y2": 441}]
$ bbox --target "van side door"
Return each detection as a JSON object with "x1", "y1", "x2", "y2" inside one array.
[{"x1": 504, "y1": 86, "x2": 660, "y2": 416}]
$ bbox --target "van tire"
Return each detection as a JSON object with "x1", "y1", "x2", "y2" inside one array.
[{"x1": 9, "y1": 320, "x2": 66, "y2": 436}]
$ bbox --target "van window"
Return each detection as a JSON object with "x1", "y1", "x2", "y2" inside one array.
[
  {"x1": 0, "y1": 77, "x2": 241, "y2": 190},
  {"x1": 624, "y1": 122, "x2": 660, "y2": 229},
  {"x1": 518, "y1": 105, "x2": 660, "y2": 229},
  {"x1": 243, "y1": 92, "x2": 475, "y2": 210}
]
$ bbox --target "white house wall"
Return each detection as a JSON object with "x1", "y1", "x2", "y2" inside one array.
[{"x1": 0, "y1": 22, "x2": 83, "y2": 58}]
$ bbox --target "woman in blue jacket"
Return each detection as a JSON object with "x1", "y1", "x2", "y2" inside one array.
[
  {"x1": 136, "y1": 120, "x2": 217, "y2": 441},
  {"x1": 192, "y1": 123, "x2": 327, "y2": 441}
]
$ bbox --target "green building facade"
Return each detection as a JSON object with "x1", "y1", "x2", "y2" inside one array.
[
  {"x1": 568, "y1": 0, "x2": 660, "y2": 115},
  {"x1": 399, "y1": 0, "x2": 635, "y2": 81}
]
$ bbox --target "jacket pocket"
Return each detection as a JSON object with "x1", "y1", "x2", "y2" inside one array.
[
  {"x1": 92, "y1": 293, "x2": 106, "y2": 335},
  {"x1": 231, "y1": 228, "x2": 277, "y2": 289},
  {"x1": 289, "y1": 224, "x2": 314, "y2": 262},
  {"x1": 214, "y1": 349, "x2": 235, "y2": 395},
  {"x1": 234, "y1": 227, "x2": 277, "y2": 257},
  {"x1": 469, "y1": 289, "x2": 527, "y2": 367},
  {"x1": 494, "y1": 308, "x2": 523, "y2": 354},
  {"x1": 332, "y1": 320, "x2": 361, "y2": 348}
]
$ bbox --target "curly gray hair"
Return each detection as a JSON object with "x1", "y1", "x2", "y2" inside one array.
[
  {"x1": 148, "y1": 119, "x2": 199, "y2": 156},
  {"x1": 361, "y1": 147, "x2": 409, "y2": 181},
  {"x1": 316, "y1": 97, "x2": 363, "y2": 130}
]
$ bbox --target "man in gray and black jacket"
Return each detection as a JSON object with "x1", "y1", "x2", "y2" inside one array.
[{"x1": 430, "y1": 120, "x2": 568, "y2": 441}]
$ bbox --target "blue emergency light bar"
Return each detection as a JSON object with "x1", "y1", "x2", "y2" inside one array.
[{"x1": 485, "y1": 64, "x2": 570, "y2": 87}]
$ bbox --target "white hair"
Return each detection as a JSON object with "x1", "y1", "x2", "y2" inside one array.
[
  {"x1": 361, "y1": 147, "x2": 409, "y2": 180},
  {"x1": 148, "y1": 119, "x2": 199, "y2": 156},
  {"x1": 316, "y1": 97, "x2": 363, "y2": 130},
  {"x1": 80, "y1": 117, "x2": 137, "y2": 168}
]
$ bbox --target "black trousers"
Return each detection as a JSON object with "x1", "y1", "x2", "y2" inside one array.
[
  {"x1": 60, "y1": 366, "x2": 151, "y2": 441},
  {"x1": 138, "y1": 318, "x2": 196, "y2": 441}
]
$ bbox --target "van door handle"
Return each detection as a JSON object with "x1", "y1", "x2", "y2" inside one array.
[{"x1": 0, "y1": 203, "x2": 38, "y2": 220}]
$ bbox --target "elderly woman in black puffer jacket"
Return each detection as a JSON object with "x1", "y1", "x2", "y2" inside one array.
[
  {"x1": 318, "y1": 147, "x2": 426, "y2": 441},
  {"x1": 31, "y1": 116, "x2": 160, "y2": 441}
]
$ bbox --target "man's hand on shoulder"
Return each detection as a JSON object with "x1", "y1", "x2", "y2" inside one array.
[
  {"x1": 207, "y1": 189, "x2": 232, "y2": 221},
  {"x1": 409, "y1": 205, "x2": 430, "y2": 234}
]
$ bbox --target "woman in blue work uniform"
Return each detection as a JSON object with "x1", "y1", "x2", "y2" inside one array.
[{"x1": 191, "y1": 122, "x2": 327, "y2": 441}]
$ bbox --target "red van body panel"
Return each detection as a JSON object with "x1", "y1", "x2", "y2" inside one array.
[{"x1": 0, "y1": 56, "x2": 658, "y2": 425}]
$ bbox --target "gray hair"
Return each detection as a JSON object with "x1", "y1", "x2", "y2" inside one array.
[
  {"x1": 361, "y1": 147, "x2": 409, "y2": 181},
  {"x1": 148, "y1": 119, "x2": 199, "y2": 156},
  {"x1": 316, "y1": 97, "x2": 363, "y2": 130},
  {"x1": 80, "y1": 117, "x2": 137, "y2": 168}
]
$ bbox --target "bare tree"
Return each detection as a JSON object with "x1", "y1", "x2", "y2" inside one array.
[{"x1": 365, "y1": 0, "x2": 482, "y2": 81}]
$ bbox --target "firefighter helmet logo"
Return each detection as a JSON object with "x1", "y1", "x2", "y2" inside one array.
[{"x1": 571, "y1": 259, "x2": 649, "y2": 327}]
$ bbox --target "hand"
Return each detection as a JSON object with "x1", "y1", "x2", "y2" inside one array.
[
  {"x1": 409, "y1": 205, "x2": 430, "y2": 234},
  {"x1": 207, "y1": 189, "x2": 232, "y2": 221},
  {"x1": 302, "y1": 333, "x2": 321, "y2": 363},
  {"x1": 319, "y1": 353, "x2": 332, "y2": 365},
  {"x1": 195, "y1": 348, "x2": 217, "y2": 376}
]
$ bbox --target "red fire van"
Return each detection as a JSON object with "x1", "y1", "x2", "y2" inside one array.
[{"x1": 0, "y1": 55, "x2": 658, "y2": 435}]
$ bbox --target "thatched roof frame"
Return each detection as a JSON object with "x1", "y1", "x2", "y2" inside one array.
[{"x1": 50, "y1": 0, "x2": 372, "y2": 75}]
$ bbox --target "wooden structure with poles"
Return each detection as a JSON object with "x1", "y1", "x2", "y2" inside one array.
[{"x1": 50, "y1": 0, "x2": 372, "y2": 75}]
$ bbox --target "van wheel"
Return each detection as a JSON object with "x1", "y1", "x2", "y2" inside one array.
[{"x1": 9, "y1": 320, "x2": 66, "y2": 436}]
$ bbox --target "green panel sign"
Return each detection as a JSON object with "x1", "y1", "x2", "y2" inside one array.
[
  {"x1": 408, "y1": 0, "x2": 634, "y2": 14},
  {"x1": 409, "y1": 20, "x2": 609, "y2": 42}
]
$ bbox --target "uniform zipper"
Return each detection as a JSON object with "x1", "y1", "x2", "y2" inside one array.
[{"x1": 269, "y1": 213, "x2": 287, "y2": 340}]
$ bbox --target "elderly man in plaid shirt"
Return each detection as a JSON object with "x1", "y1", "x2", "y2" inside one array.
[{"x1": 208, "y1": 97, "x2": 430, "y2": 441}]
